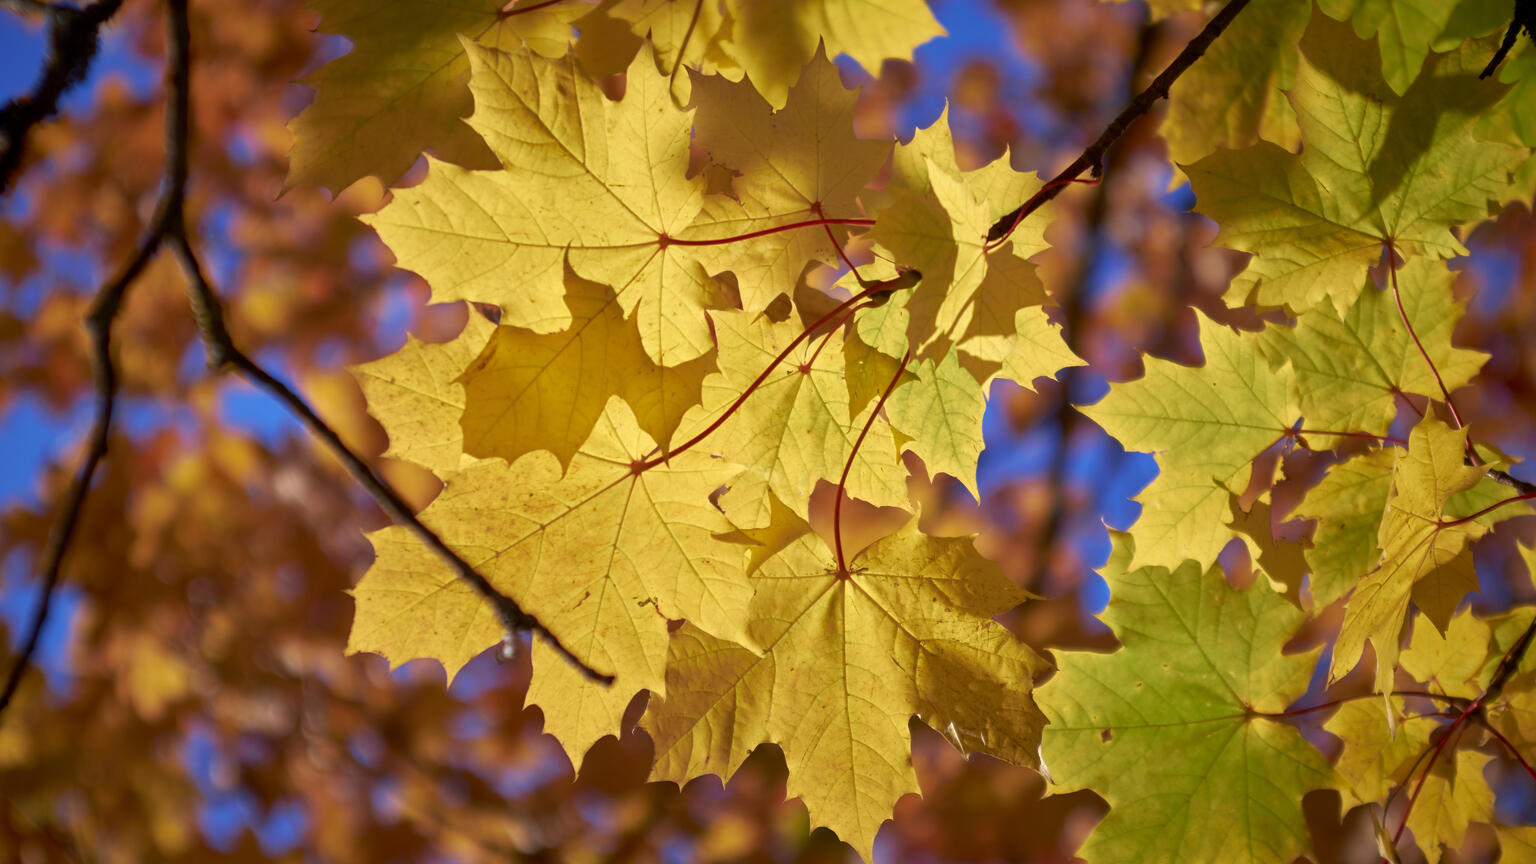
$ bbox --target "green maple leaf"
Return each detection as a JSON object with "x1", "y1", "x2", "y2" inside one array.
[
  {"x1": 1317, "y1": 0, "x2": 1465, "y2": 95},
  {"x1": 349, "y1": 399, "x2": 752, "y2": 762},
  {"x1": 1187, "y1": 18, "x2": 1526, "y2": 314},
  {"x1": 1079, "y1": 309, "x2": 1295, "y2": 571},
  {"x1": 1259, "y1": 257, "x2": 1486, "y2": 446},
  {"x1": 286, "y1": 0, "x2": 590, "y2": 193},
  {"x1": 1293, "y1": 442, "x2": 1526, "y2": 611},
  {"x1": 1037, "y1": 533, "x2": 1331, "y2": 864},
  {"x1": 885, "y1": 351, "x2": 987, "y2": 498},
  {"x1": 644, "y1": 516, "x2": 1047, "y2": 862}
]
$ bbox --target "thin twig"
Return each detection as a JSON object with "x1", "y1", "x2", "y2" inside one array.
[
  {"x1": 166, "y1": 232, "x2": 612, "y2": 683},
  {"x1": 0, "y1": 0, "x2": 126, "y2": 191},
  {"x1": 0, "y1": 0, "x2": 184, "y2": 722},
  {"x1": 986, "y1": 0, "x2": 1253, "y2": 244}
]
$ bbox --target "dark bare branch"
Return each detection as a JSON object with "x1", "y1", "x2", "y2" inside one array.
[
  {"x1": 0, "y1": 0, "x2": 126, "y2": 192},
  {"x1": 986, "y1": 0, "x2": 1252, "y2": 244},
  {"x1": 165, "y1": 231, "x2": 612, "y2": 684},
  {"x1": 0, "y1": 0, "x2": 184, "y2": 722}
]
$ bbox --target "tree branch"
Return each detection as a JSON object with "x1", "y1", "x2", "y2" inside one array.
[
  {"x1": 0, "y1": 0, "x2": 126, "y2": 192},
  {"x1": 165, "y1": 232, "x2": 610, "y2": 683},
  {"x1": 2, "y1": 0, "x2": 610, "y2": 726},
  {"x1": 0, "y1": 0, "x2": 181, "y2": 722},
  {"x1": 986, "y1": 0, "x2": 1252, "y2": 244}
]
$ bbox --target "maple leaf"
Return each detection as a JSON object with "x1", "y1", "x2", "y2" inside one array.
[
  {"x1": 1317, "y1": 0, "x2": 1463, "y2": 95},
  {"x1": 1260, "y1": 257, "x2": 1486, "y2": 447},
  {"x1": 1404, "y1": 749, "x2": 1494, "y2": 858},
  {"x1": 611, "y1": 0, "x2": 742, "y2": 104},
  {"x1": 286, "y1": 0, "x2": 591, "y2": 193},
  {"x1": 683, "y1": 50, "x2": 891, "y2": 312},
  {"x1": 1079, "y1": 309, "x2": 1296, "y2": 571},
  {"x1": 872, "y1": 117, "x2": 1052, "y2": 362},
  {"x1": 349, "y1": 399, "x2": 752, "y2": 761},
  {"x1": 1293, "y1": 448, "x2": 1396, "y2": 608},
  {"x1": 350, "y1": 310, "x2": 496, "y2": 480},
  {"x1": 364, "y1": 43, "x2": 717, "y2": 367},
  {"x1": 456, "y1": 267, "x2": 714, "y2": 470},
  {"x1": 644, "y1": 516, "x2": 1047, "y2": 861},
  {"x1": 885, "y1": 351, "x2": 986, "y2": 497},
  {"x1": 1037, "y1": 533, "x2": 1331, "y2": 864},
  {"x1": 1330, "y1": 417, "x2": 1489, "y2": 691},
  {"x1": 1187, "y1": 19, "x2": 1527, "y2": 313},
  {"x1": 1324, "y1": 695, "x2": 1435, "y2": 811},
  {"x1": 693, "y1": 309, "x2": 908, "y2": 530},
  {"x1": 1162, "y1": 0, "x2": 1310, "y2": 167}
]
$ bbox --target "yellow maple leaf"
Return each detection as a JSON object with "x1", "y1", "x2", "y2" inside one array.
[
  {"x1": 350, "y1": 310, "x2": 496, "y2": 480},
  {"x1": 456, "y1": 267, "x2": 714, "y2": 470},
  {"x1": 364, "y1": 43, "x2": 716, "y2": 367},
  {"x1": 690, "y1": 309, "x2": 909, "y2": 529},
  {"x1": 685, "y1": 50, "x2": 890, "y2": 312},
  {"x1": 349, "y1": 398, "x2": 753, "y2": 763},
  {"x1": 286, "y1": 0, "x2": 591, "y2": 193},
  {"x1": 644, "y1": 516, "x2": 1046, "y2": 861},
  {"x1": 1330, "y1": 417, "x2": 1489, "y2": 690}
]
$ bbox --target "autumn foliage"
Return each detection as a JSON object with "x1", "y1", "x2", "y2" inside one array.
[{"x1": 5, "y1": 0, "x2": 1536, "y2": 862}]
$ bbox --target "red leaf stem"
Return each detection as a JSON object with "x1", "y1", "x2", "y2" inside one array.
[
  {"x1": 833, "y1": 348, "x2": 912, "y2": 575},
  {"x1": 665, "y1": 216, "x2": 875, "y2": 248},
  {"x1": 635, "y1": 282, "x2": 904, "y2": 472},
  {"x1": 1386, "y1": 254, "x2": 1477, "y2": 464}
]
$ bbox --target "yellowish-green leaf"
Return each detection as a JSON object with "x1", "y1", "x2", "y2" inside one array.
[
  {"x1": 963, "y1": 305, "x2": 1084, "y2": 390},
  {"x1": 1400, "y1": 607, "x2": 1492, "y2": 700},
  {"x1": 645, "y1": 517, "x2": 1047, "y2": 861},
  {"x1": 286, "y1": 0, "x2": 590, "y2": 193},
  {"x1": 1330, "y1": 417, "x2": 1488, "y2": 690},
  {"x1": 350, "y1": 309, "x2": 496, "y2": 480},
  {"x1": 886, "y1": 351, "x2": 986, "y2": 498},
  {"x1": 1188, "y1": 19, "x2": 1525, "y2": 313},
  {"x1": 1324, "y1": 695, "x2": 1436, "y2": 810},
  {"x1": 457, "y1": 268, "x2": 713, "y2": 469},
  {"x1": 1037, "y1": 533, "x2": 1331, "y2": 864},
  {"x1": 1262, "y1": 258, "x2": 1486, "y2": 446},
  {"x1": 1292, "y1": 448, "x2": 1394, "y2": 609},
  {"x1": 1163, "y1": 0, "x2": 1310, "y2": 167},
  {"x1": 1405, "y1": 749, "x2": 1493, "y2": 859},
  {"x1": 692, "y1": 310, "x2": 908, "y2": 529},
  {"x1": 350, "y1": 399, "x2": 752, "y2": 764},
  {"x1": 1316, "y1": 0, "x2": 1461, "y2": 94},
  {"x1": 1079, "y1": 310, "x2": 1295, "y2": 571}
]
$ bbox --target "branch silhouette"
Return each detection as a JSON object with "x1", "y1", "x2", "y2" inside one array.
[
  {"x1": 0, "y1": 0, "x2": 125, "y2": 192},
  {"x1": 0, "y1": 0, "x2": 611, "y2": 724},
  {"x1": 986, "y1": 0, "x2": 1253, "y2": 245}
]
